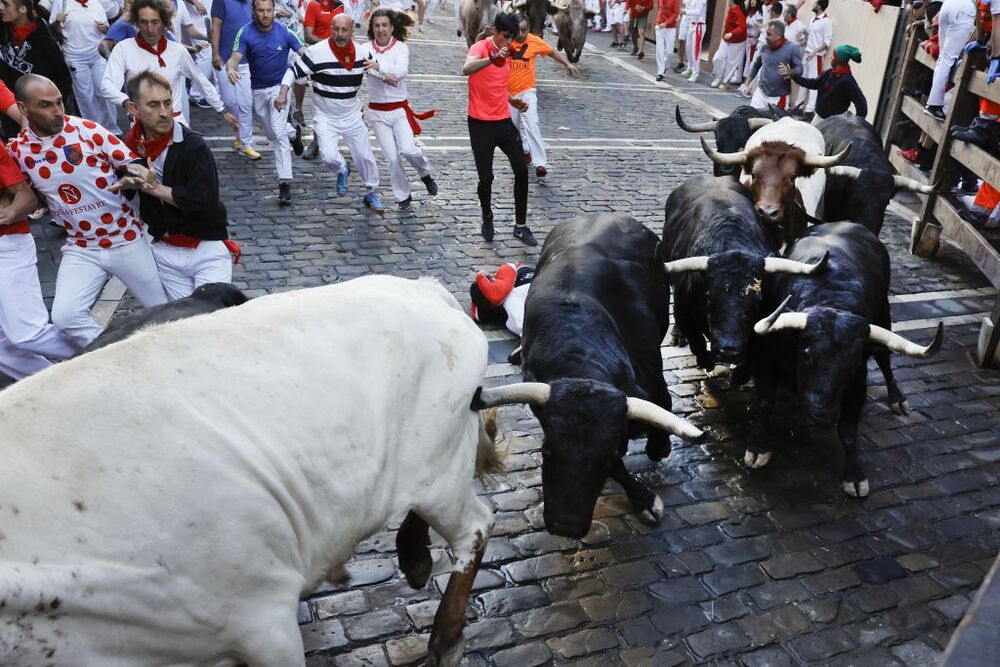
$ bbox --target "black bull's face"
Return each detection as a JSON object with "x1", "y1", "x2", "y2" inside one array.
[
  {"x1": 704, "y1": 252, "x2": 766, "y2": 363},
  {"x1": 533, "y1": 379, "x2": 629, "y2": 539},
  {"x1": 793, "y1": 308, "x2": 869, "y2": 427}
]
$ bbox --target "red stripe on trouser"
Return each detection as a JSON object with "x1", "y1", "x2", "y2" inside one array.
[{"x1": 694, "y1": 23, "x2": 704, "y2": 58}]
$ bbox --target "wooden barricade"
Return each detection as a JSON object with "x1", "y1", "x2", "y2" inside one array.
[{"x1": 883, "y1": 23, "x2": 1000, "y2": 368}]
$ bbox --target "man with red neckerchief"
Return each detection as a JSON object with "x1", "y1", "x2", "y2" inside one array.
[
  {"x1": 115, "y1": 71, "x2": 236, "y2": 300},
  {"x1": 11, "y1": 74, "x2": 168, "y2": 347}
]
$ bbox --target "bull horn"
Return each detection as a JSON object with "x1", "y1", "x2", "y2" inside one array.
[
  {"x1": 700, "y1": 135, "x2": 746, "y2": 166},
  {"x1": 675, "y1": 105, "x2": 716, "y2": 133},
  {"x1": 747, "y1": 118, "x2": 774, "y2": 130},
  {"x1": 511, "y1": 0, "x2": 527, "y2": 8},
  {"x1": 550, "y1": 0, "x2": 568, "y2": 9},
  {"x1": 662, "y1": 256, "x2": 709, "y2": 274},
  {"x1": 868, "y1": 321, "x2": 944, "y2": 358},
  {"x1": 763, "y1": 251, "x2": 828, "y2": 275},
  {"x1": 474, "y1": 382, "x2": 550, "y2": 409},
  {"x1": 893, "y1": 175, "x2": 936, "y2": 194},
  {"x1": 826, "y1": 165, "x2": 862, "y2": 179},
  {"x1": 753, "y1": 295, "x2": 799, "y2": 335},
  {"x1": 802, "y1": 145, "x2": 852, "y2": 169},
  {"x1": 626, "y1": 397, "x2": 703, "y2": 440}
]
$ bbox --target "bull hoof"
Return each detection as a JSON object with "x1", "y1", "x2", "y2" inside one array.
[
  {"x1": 890, "y1": 399, "x2": 910, "y2": 415},
  {"x1": 668, "y1": 331, "x2": 687, "y2": 348},
  {"x1": 743, "y1": 449, "x2": 772, "y2": 468},
  {"x1": 842, "y1": 479, "x2": 870, "y2": 498},
  {"x1": 636, "y1": 494, "x2": 664, "y2": 526},
  {"x1": 425, "y1": 637, "x2": 465, "y2": 667}
]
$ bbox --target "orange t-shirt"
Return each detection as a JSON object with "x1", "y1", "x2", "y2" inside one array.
[
  {"x1": 467, "y1": 37, "x2": 512, "y2": 121},
  {"x1": 304, "y1": 0, "x2": 344, "y2": 40},
  {"x1": 507, "y1": 33, "x2": 553, "y2": 95}
]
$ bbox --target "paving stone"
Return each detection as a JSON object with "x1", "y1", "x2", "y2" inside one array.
[
  {"x1": 405, "y1": 599, "x2": 474, "y2": 630},
  {"x1": 580, "y1": 590, "x2": 652, "y2": 622},
  {"x1": 510, "y1": 532, "x2": 575, "y2": 556},
  {"x1": 896, "y1": 553, "x2": 940, "y2": 573},
  {"x1": 737, "y1": 605, "x2": 811, "y2": 646},
  {"x1": 795, "y1": 597, "x2": 852, "y2": 625},
  {"x1": 501, "y1": 553, "x2": 572, "y2": 583},
  {"x1": 477, "y1": 585, "x2": 549, "y2": 617},
  {"x1": 617, "y1": 617, "x2": 664, "y2": 647},
  {"x1": 489, "y1": 641, "x2": 552, "y2": 667},
  {"x1": 676, "y1": 500, "x2": 733, "y2": 525},
  {"x1": 464, "y1": 618, "x2": 515, "y2": 651},
  {"x1": 706, "y1": 537, "x2": 772, "y2": 566},
  {"x1": 542, "y1": 573, "x2": 608, "y2": 601},
  {"x1": 346, "y1": 558, "x2": 397, "y2": 586},
  {"x1": 301, "y1": 619, "x2": 348, "y2": 653},
  {"x1": 702, "y1": 563, "x2": 767, "y2": 596},
  {"x1": 648, "y1": 604, "x2": 713, "y2": 636},
  {"x1": 342, "y1": 610, "x2": 409, "y2": 642},
  {"x1": 330, "y1": 645, "x2": 390, "y2": 667},
  {"x1": 298, "y1": 601, "x2": 313, "y2": 624},
  {"x1": 620, "y1": 646, "x2": 689, "y2": 667},
  {"x1": 601, "y1": 560, "x2": 662, "y2": 589},
  {"x1": 928, "y1": 593, "x2": 971, "y2": 621},
  {"x1": 384, "y1": 633, "x2": 429, "y2": 666},
  {"x1": 788, "y1": 627, "x2": 858, "y2": 662},
  {"x1": 510, "y1": 600, "x2": 588, "y2": 639},
  {"x1": 648, "y1": 576, "x2": 711, "y2": 604},
  {"x1": 433, "y1": 568, "x2": 504, "y2": 595},
  {"x1": 803, "y1": 566, "x2": 864, "y2": 594},
  {"x1": 685, "y1": 621, "x2": 753, "y2": 658},
  {"x1": 747, "y1": 580, "x2": 812, "y2": 610},
  {"x1": 701, "y1": 595, "x2": 751, "y2": 622},
  {"x1": 849, "y1": 585, "x2": 902, "y2": 613},
  {"x1": 546, "y1": 627, "x2": 620, "y2": 660},
  {"x1": 739, "y1": 645, "x2": 795, "y2": 667},
  {"x1": 313, "y1": 590, "x2": 368, "y2": 620},
  {"x1": 890, "y1": 640, "x2": 941, "y2": 665},
  {"x1": 761, "y1": 552, "x2": 826, "y2": 579}
]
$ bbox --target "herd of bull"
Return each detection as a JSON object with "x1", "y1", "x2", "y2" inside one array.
[{"x1": 0, "y1": 109, "x2": 948, "y2": 666}]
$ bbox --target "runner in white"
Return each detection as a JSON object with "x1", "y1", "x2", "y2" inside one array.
[
  {"x1": 360, "y1": 8, "x2": 438, "y2": 208},
  {"x1": 276, "y1": 13, "x2": 386, "y2": 212},
  {"x1": 796, "y1": 0, "x2": 832, "y2": 114},
  {"x1": 681, "y1": 0, "x2": 706, "y2": 82},
  {"x1": 101, "y1": 0, "x2": 239, "y2": 130},
  {"x1": 12, "y1": 74, "x2": 168, "y2": 347}
]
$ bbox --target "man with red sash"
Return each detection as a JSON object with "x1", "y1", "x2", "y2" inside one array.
[
  {"x1": 115, "y1": 71, "x2": 238, "y2": 300},
  {"x1": 360, "y1": 7, "x2": 438, "y2": 209}
]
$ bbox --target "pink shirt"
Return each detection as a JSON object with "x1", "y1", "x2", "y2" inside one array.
[{"x1": 467, "y1": 37, "x2": 511, "y2": 121}]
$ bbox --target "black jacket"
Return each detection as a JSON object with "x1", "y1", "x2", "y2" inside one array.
[
  {"x1": 0, "y1": 20, "x2": 74, "y2": 138},
  {"x1": 793, "y1": 70, "x2": 868, "y2": 120},
  {"x1": 136, "y1": 126, "x2": 229, "y2": 241}
]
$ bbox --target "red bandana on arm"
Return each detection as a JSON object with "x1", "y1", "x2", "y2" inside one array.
[
  {"x1": 123, "y1": 120, "x2": 173, "y2": 160},
  {"x1": 135, "y1": 34, "x2": 168, "y2": 67},
  {"x1": 328, "y1": 38, "x2": 357, "y2": 70}
]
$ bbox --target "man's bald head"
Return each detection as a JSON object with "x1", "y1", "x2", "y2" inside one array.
[
  {"x1": 331, "y1": 13, "x2": 353, "y2": 47},
  {"x1": 15, "y1": 74, "x2": 65, "y2": 137}
]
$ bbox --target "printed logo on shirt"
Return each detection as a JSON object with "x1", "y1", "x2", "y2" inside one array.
[
  {"x1": 63, "y1": 144, "x2": 83, "y2": 166},
  {"x1": 58, "y1": 183, "x2": 83, "y2": 205}
]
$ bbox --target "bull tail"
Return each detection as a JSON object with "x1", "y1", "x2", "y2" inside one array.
[{"x1": 474, "y1": 407, "x2": 507, "y2": 478}]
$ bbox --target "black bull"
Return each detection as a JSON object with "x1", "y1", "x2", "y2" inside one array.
[
  {"x1": 746, "y1": 223, "x2": 943, "y2": 497},
  {"x1": 473, "y1": 215, "x2": 702, "y2": 539}
]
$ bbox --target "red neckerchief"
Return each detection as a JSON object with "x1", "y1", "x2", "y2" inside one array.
[
  {"x1": 372, "y1": 37, "x2": 396, "y2": 54},
  {"x1": 328, "y1": 38, "x2": 356, "y2": 70},
  {"x1": 123, "y1": 120, "x2": 173, "y2": 161},
  {"x1": 135, "y1": 34, "x2": 168, "y2": 67},
  {"x1": 10, "y1": 22, "x2": 36, "y2": 46},
  {"x1": 74, "y1": 0, "x2": 89, "y2": 7},
  {"x1": 784, "y1": 16, "x2": 794, "y2": 25},
  {"x1": 767, "y1": 37, "x2": 787, "y2": 51},
  {"x1": 830, "y1": 52, "x2": 851, "y2": 77}
]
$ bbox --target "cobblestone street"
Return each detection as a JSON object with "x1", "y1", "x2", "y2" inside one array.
[{"x1": 107, "y1": 15, "x2": 1000, "y2": 666}]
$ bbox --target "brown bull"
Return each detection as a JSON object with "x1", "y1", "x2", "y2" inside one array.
[
  {"x1": 459, "y1": 0, "x2": 500, "y2": 46},
  {"x1": 551, "y1": 0, "x2": 595, "y2": 63}
]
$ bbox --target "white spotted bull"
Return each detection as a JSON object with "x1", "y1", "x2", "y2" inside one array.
[{"x1": 0, "y1": 276, "x2": 501, "y2": 667}]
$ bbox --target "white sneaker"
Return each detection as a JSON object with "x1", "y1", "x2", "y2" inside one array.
[
  {"x1": 681, "y1": 68, "x2": 692, "y2": 78},
  {"x1": 687, "y1": 73, "x2": 699, "y2": 83},
  {"x1": 710, "y1": 79, "x2": 721, "y2": 88}
]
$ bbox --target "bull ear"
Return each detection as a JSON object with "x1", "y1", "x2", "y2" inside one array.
[
  {"x1": 662, "y1": 256, "x2": 710, "y2": 274},
  {"x1": 868, "y1": 322, "x2": 944, "y2": 358},
  {"x1": 472, "y1": 382, "x2": 551, "y2": 409},
  {"x1": 625, "y1": 397, "x2": 703, "y2": 441},
  {"x1": 763, "y1": 251, "x2": 828, "y2": 275}
]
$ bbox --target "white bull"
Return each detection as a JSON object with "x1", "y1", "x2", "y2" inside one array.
[{"x1": 0, "y1": 276, "x2": 499, "y2": 667}]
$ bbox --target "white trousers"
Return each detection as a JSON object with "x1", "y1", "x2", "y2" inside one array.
[
  {"x1": 190, "y1": 42, "x2": 215, "y2": 100},
  {"x1": 67, "y1": 52, "x2": 122, "y2": 135},
  {"x1": 509, "y1": 89, "x2": 546, "y2": 169},
  {"x1": 655, "y1": 26, "x2": 677, "y2": 75},
  {"x1": 217, "y1": 62, "x2": 254, "y2": 145},
  {"x1": 744, "y1": 41, "x2": 758, "y2": 77},
  {"x1": 750, "y1": 87, "x2": 788, "y2": 110},
  {"x1": 796, "y1": 54, "x2": 821, "y2": 111},
  {"x1": 152, "y1": 241, "x2": 233, "y2": 301},
  {"x1": 712, "y1": 40, "x2": 745, "y2": 84},
  {"x1": 315, "y1": 110, "x2": 380, "y2": 190},
  {"x1": 927, "y1": 2, "x2": 976, "y2": 107},
  {"x1": 426, "y1": 0, "x2": 439, "y2": 19},
  {"x1": 686, "y1": 21, "x2": 705, "y2": 76},
  {"x1": 0, "y1": 233, "x2": 79, "y2": 379},
  {"x1": 52, "y1": 239, "x2": 168, "y2": 347},
  {"x1": 368, "y1": 107, "x2": 431, "y2": 202},
  {"x1": 252, "y1": 85, "x2": 296, "y2": 181}
]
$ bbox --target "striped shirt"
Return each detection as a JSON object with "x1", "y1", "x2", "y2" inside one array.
[{"x1": 281, "y1": 39, "x2": 365, "y2": 117}]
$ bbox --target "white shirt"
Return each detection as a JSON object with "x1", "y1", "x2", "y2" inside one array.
[
  {"x1": 100, "y1": 0, "x2": 122, "y2": 19},
  {"x1": 377, "y1": 0, "x2": 413, "y2": 11},
  {"x1": 805, "y1": 12, "x2": 832, "y2": 57},
  {"x1": 283, "y1": 39, "x2": 366, "y2": 118},
  {"x1": 49, "y1": 0, "x2": 110, "y2": 57},
  {"x1": 360, "y1": 39, "x2": 410, "y2": 104},
  {"x1": 101, "y1": 37, "x2": 225, "y2": 118},
  {"x1": 682, "y1": 0, "x2": 707, "y2": 22},
  {"x1": 8, "y1": 116, "x2": 144, "y2": 250},
  {"x1": 786, "y1": 18, "x2": 807, "y2": 49}
]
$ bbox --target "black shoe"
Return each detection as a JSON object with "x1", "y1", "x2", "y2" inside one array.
[
  {"x1": 398, "y1": 195, "x2": 412, "y2": 209},
  {"x1": 951, "y1": 118, "x2": 1000, "y2": 153},
  {"x1": 673, "y1": 62, "x2": 686, "y2": 72},
  {"x1": 655, "y1": 74, "x2": 664, "y2": 81},
  {"x1": 278, "y1": 182, "x2": 292, "y2": 204},
  {"x1": 630, "y1": 47, "x2": 638, "y2": 56},
  {"x1": 637, "y1": 52, "x2": 644, "y2": 60},
  {"x1": 958, "y1": 206, "x2": 989, "y2": 227},
  {"x1": 924, "y1": 105, "x2": 946, "y2": 121},
  {"x1": 291, "y1": 123, "x2": 304, "y2": 156},
  {"x1": 917, "y1": 145, "x2": 936, "y2": 172},
  {"x1": 421, "y1": 175, "x2": 438, "y2": 195},
  {"x1": 193, "y1": 97, "x2": 212, "y2": 109},
  {"x1": 513, "y1": 224, "x2": 537, "y2": 246},
  {"x1": 457, "y1": 29, "x2": 462, "y2": 37},
  {"x1": 507, "y1": 345, "x2": 522, "y2": 365},
  {"x1": 481, "y1": 210, "x2": 494, "y2": 241}
]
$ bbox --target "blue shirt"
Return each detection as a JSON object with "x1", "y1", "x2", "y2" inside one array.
[
  {"x1": 212, "y1": 0, "x2": 253, "y2": 61},
  {"x1": 234, "y1": 20, "x2": 303, "y2": 89}
]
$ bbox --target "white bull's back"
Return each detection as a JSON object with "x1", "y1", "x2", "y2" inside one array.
[
  {"x1": 0, "y1": 276, "x2": 488, "y2": 666},
  {"x1": 742, "y1": 117, "x2": 827, "y2": 216}
]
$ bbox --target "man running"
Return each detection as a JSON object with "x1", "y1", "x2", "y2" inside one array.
[
  {"x1": 227, "y1": 0, "x2": 307, "y2": 204},
  {"x1": 360, "y1": 8, "x2": 438, "y2": 209},
  {"x1": 276, "y1": 13, "x2": 385, "y2": 212},
  {"x1": 12, "y1": 74, "x2": 168, "y2": 347},
  {"x1": 508, "y1": 12, "x2": 578, "y2": 181},
  {"x1": 212, "y1": 0, "x2": 259, "y2": 159},
  {"x1": 462, "y1": 13, "x2": 536, "y2": 246}
]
